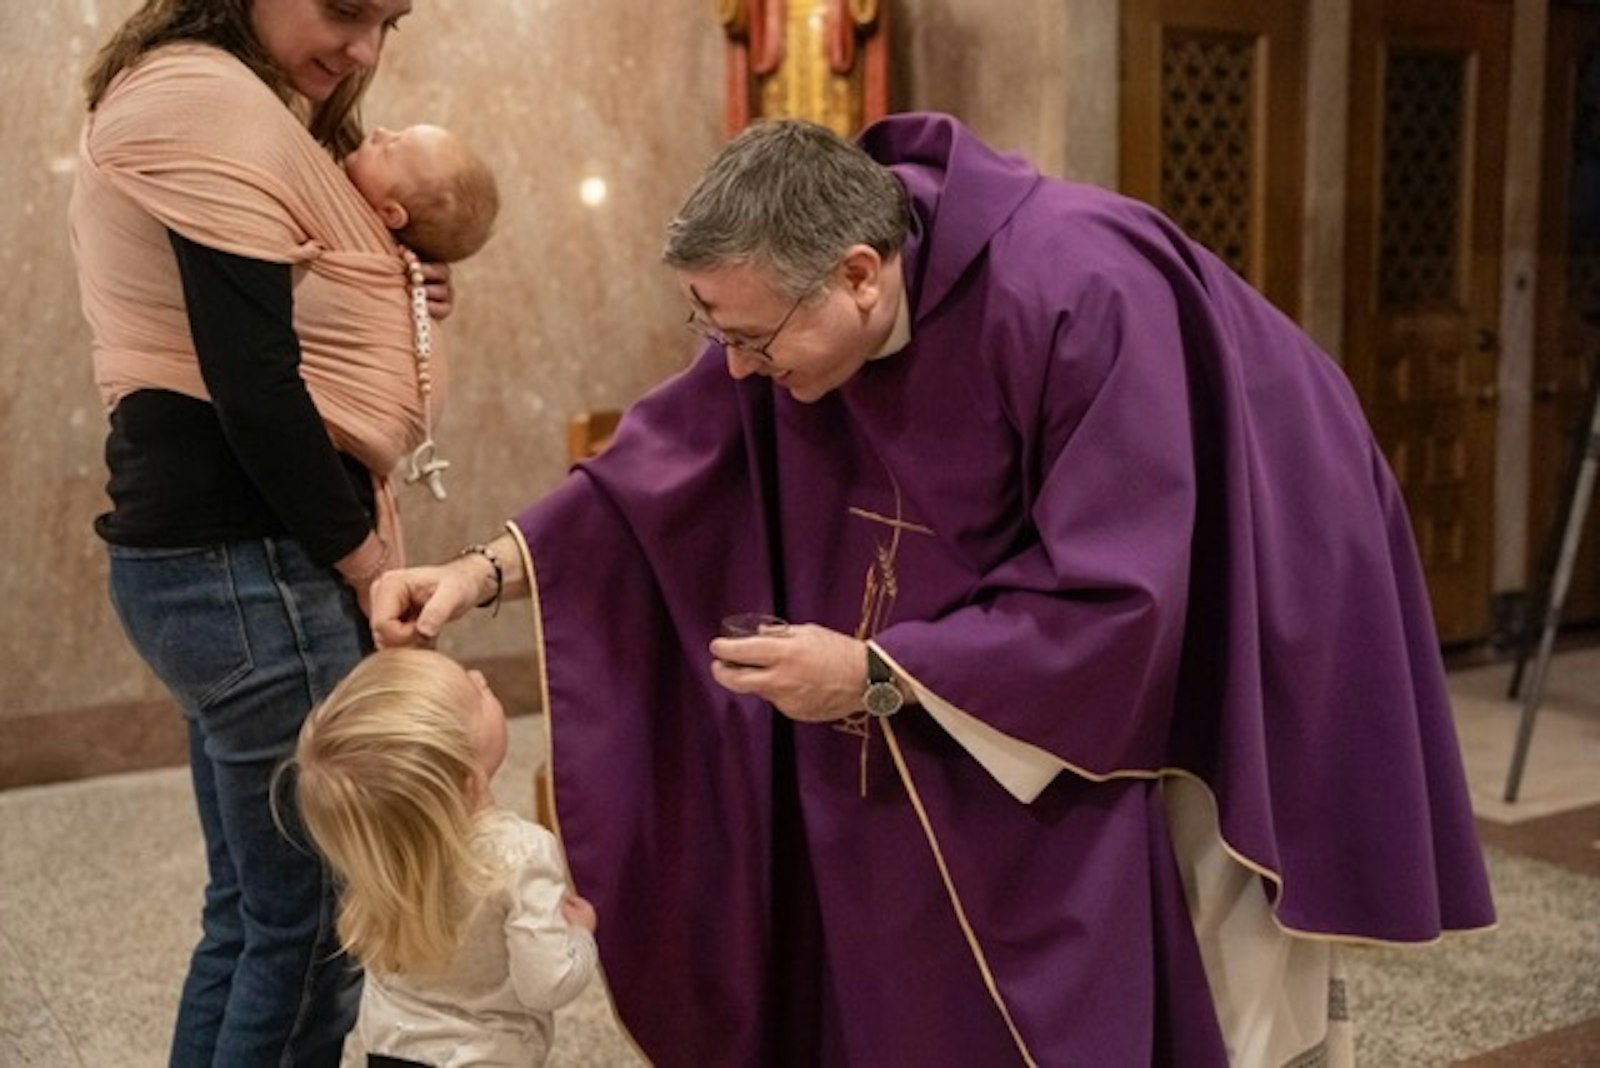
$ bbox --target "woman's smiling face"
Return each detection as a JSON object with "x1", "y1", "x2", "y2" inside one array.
[{"x1": 250, "y1": 0, "x2": 412, "y2": 103}]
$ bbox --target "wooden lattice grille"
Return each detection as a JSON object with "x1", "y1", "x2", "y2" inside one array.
[
  {"x1": 1160, "y1": 30, "x2": 1256, "y2": 278},
  {"x1": 1379, "y1": 49, "x2": 1466, "y2": 307}
]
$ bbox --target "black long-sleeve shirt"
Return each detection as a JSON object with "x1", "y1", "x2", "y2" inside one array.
[{"x1": 94, "y1": 231, "x2": 375, "y2": 565}]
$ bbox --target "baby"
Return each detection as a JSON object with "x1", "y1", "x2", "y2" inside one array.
[{"x1": 345, "y1": 124, "x2": 500, "y2": 262}]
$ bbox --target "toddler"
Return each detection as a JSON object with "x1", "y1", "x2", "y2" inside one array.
[{"x1": 290, "y1": 649, "x2": 598, "y2": 1067}]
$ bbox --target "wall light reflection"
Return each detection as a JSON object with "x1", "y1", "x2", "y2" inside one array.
[{"x1": 579, "y1": 176, "x2": 608, "y2": 207}]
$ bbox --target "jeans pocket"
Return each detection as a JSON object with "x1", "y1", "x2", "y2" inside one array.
[{"x1": 108, "y1": 545, "x2": 254, "y2": 711}]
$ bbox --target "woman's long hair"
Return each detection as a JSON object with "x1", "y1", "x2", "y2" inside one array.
[
  {"x1": 288, "y1": 649, "x2": 497, "y2": 975},
  {"x1": 82, "y1": 0, "x2": 370, "y2": 156}
]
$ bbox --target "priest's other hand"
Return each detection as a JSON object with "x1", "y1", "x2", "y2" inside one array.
[{"x1": 709, "y1": 623, "x2": 865, "y2": 722}]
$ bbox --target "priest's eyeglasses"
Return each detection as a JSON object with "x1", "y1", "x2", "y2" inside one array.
[{"x1": 684, "y1": 294, "x2": 804, "y2": 365}]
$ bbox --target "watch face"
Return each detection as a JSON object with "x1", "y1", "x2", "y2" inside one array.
[{"x1": 864, "y1": 681, "x2": 903, "y2": 718}]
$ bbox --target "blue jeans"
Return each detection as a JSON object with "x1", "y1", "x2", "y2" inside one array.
[{"x1": 108, "y1": 538, "x2": 368, "y2": 1067}]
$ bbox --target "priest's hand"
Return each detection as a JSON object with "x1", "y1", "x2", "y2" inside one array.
[
  {"x1": 709, "y1": 623, "x2": 865, "y2": 722},
  {"x1": 369, "y1": 559, "x2": 480, "y2": 648}
]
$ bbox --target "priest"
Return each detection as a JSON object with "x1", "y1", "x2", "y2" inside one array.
[{"x1": 372, "y1": 112, "x2": 1495, "y2": 1067}]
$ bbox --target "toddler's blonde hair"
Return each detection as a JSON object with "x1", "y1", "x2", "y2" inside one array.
[{"x1": 291, "y1": 648, "x2": 496, "y2": 975}]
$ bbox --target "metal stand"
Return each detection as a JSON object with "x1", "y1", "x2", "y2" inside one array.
[
  {"x1": 1507, "y1": 372, "x2": 1593, "y2": 699},
  {"x1": 1504, "y1": 364, "x2": 1600, "y2": 802}
]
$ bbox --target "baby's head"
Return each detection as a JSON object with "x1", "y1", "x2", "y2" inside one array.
[{"x1": 345, "y1": 124, "x2": 500, "y2": 263}]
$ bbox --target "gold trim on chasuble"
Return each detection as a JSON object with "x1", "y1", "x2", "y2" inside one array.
[
  {"x1": 510, "y1": 520, "x2": 650, "y2": 1066},
  {"x1": 845, "y1": 486, "x2": 1040, "y2": 1067},
  {"x1": 835, "y1": 498, "x2": 932, "y2": 796}
]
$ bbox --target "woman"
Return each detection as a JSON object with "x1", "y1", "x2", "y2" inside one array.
[{"x1": 69, "y1": 2, "x2": 454, "y2": 1064}]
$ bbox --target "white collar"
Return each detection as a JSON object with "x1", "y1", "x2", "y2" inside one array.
[{"x1": 868, "y1": 289, "x2": 912, "y2": 360}]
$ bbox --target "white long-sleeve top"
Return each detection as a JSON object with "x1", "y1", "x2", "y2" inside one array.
[{"x1": 358, "y1": 808, "x2": 599, "y2": 1067}]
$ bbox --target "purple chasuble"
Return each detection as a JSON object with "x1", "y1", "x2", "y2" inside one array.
[{"x1": 516, "y1": 113, "x2": 1494, "y2": 1067}]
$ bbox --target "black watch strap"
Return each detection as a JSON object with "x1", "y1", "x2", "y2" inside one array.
[
  {"x1": 863, "y1": 644, "x2": 904, "y2": 718},
  {"x1": 867, "y1": 644, "x2": 893, "y2": 685}
]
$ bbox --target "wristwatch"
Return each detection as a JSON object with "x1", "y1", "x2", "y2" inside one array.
[{"x1": 862, "y1": 644, "x2": 905, "y2": 719}]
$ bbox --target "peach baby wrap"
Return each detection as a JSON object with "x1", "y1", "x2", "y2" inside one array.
[{"x1": 70, "y1": 43, "x2": 447, "y2": 565}]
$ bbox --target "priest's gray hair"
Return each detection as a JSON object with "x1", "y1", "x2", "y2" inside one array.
[{"x1": 663, "y1": 119, "x2": 909, "y2": 300}]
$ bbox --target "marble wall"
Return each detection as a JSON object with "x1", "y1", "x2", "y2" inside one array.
[
  {"x1": 895, "y1": 0, "x2": 1119, "y2": 186},
  {"x1": 11, "y1": 0, "x2": 1540, "y2": 786},
  {"x1": 1, "y1": 0, "x2": 1092, "y2": 784},
  {"x1": 1, "y1": 0, "x2": 726, "y2": 782}
]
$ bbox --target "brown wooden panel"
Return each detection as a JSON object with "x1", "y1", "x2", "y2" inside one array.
[
  {"x1": 1344, "y1": 0, "x2": 1510, "y2": 644},
  {"x1": 1121, "y1": 0, "x2": 1306, "y2": 317},
  {"x1": 567, "y1": 408, "x2": 622, "y2": 464}
]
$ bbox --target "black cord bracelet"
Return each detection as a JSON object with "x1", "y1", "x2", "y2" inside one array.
[{"x1": 458, "y1": 543, "x2": 504, "y2": 616}]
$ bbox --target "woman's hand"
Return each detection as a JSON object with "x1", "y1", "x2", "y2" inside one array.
[
  {"x1": 708, "y1": 623, "x2": 867, "y2": 722},
  {"x1": 418, "y1": 259, "x2": 454, "y2": 320},
  {"x1": 335, "y1": 534, "x2": 391, "y2": 620}
]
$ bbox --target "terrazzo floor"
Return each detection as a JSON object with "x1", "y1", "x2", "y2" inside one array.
[{"x1": 2, "y1": 650, "x2": 1596, "y2": 1066}]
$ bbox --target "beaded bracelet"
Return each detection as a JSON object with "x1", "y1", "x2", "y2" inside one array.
[
  {"x1": 459, "y1": 543, "x2": 504, "y2": 616},
  {"x1": 344, "y1": 536, "x2": 392, "y2": 587}
]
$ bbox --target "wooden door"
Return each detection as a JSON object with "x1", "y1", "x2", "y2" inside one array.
[
  {"x1": 1121, "y1": 0, "x2": 1307, "y2": 317},
  {"x1": 1530, "y1": 5, "x2": 1600, "y2": 625},
  {"x1": 1344, "y1": 0, "x2": 1510, "y2": 644}
]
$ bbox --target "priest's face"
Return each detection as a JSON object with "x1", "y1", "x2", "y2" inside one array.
[{"x1": 677, "y1": 250, "x2": 899, "y2": 403}]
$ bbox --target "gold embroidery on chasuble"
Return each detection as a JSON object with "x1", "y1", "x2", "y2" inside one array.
[{"x1": 837, "y1": 476, "x2": 934, "y2": 796}]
